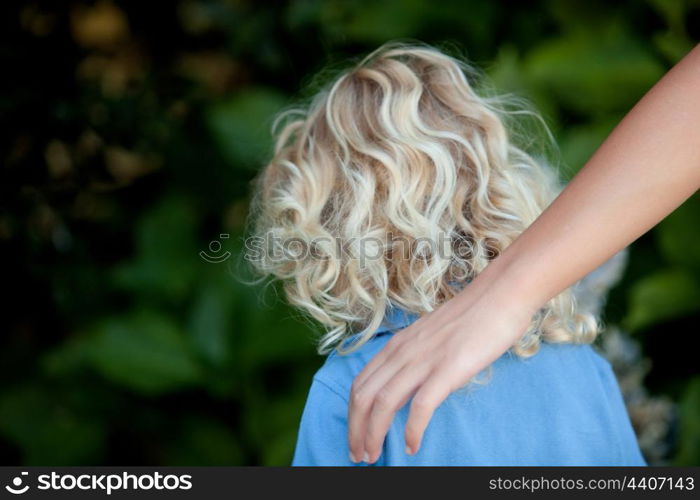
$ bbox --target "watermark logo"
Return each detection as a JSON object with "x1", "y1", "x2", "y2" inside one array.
[
  {"x1": 199, "y1": 230, "x2": 486, "y2": 273},
  {"x1": 5, "y1": 471, "x2": 29, "y2": 495},
  {"x1": 2, "y1": 471, "x2": 193, "y2": 496},
  {"x1": 242, "y1": 231, "x2": 479, "y2": 268},
  {"x1": 199, "y1": 233, "x2": 231, "y2": 263}
]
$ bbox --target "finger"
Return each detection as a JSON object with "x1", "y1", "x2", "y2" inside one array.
[
  {"x1": 353, "y1": 312, "x2": 435, "y2": 397},
  {"x1": 404, "y1": 368, "x2": 454, "y2": 455},
  {"x1": 352, "y1": 330, "x2": 406, "y2": 391},
  {"x1": 363, "y1": 360, "x2": 432, "y2": 463},
  {"x1": 348, "y1": 348, "x2": 410, "y2": 463}
]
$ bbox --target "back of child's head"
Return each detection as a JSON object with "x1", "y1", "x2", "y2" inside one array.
[{"x1": 249, "y1": 42, "x2": 599, "y2": 356}]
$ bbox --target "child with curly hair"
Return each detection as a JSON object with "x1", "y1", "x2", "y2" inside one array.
[{"x1": 249, "y1": 42, "x2": 647, "y2": 466}]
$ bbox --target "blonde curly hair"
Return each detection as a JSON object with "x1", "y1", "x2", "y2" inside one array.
[{"x1": 248, "y1": 42, "x2": 600, "y2": 356}]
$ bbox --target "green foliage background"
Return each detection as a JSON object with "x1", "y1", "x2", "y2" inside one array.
[{"x1": 1, "y1": 0, "x2": 699, "y2": 465}]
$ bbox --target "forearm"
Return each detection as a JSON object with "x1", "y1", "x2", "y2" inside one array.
[{"x1": 475, "y1": 44, "x2": 700, "y2": 314}]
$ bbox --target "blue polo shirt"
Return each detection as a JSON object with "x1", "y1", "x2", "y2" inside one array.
[{"x1": 292, "y1": 307, "x2": 647, "y2": 466}]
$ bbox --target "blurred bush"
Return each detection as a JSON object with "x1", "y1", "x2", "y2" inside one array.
[{"x1": 0, "y1": 0, "x2": 698, "y2": 465}]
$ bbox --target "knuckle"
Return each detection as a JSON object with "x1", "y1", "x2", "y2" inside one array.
[
  {"x1": 350, "y1": 379, "x2": 363, "y2": 397},
  {"x1": 392, "y1": 343, "x2": 407, "y2": 360},
  {"x1": 411, "y1": 394, "x2": 432, "y2": 412},
  {"x1": 385, "y1": 336, "x2": 404, "y2": 355},
  {"x1": 374, "y1": 387, "x2": 393, "y2": 410},
  {"x1": 351, "y1": 387, "x2": 370, "y2": 407}
]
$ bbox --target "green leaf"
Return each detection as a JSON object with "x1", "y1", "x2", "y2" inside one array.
[
  {"x1": 656, "y1": 192, "x2": 700, "y2": 270},
  {"x1": 0, "y1": 384, "x2": 105, "y2": 465},
  {"x1": 486, "y1": 44, "x2": 559, "y2": 133},
  {"x1": 623, "y1": 268, "x2": 700, "y2": 332},
  {"x1": 674, "y1": 377, "x2": 700, "y2": 465},
  {"x1": 487, "y1": 45, "x2": 527, "y2": 94},
  {"x1": 236, "y1": 291, "x2": 318, "y2": 368},
  {"x1": 206, "y1": 88, "x2": 287, "y2": 169},
  {"x1": 525, "y1": 27, "x2": 664, "y2": 115},
  {"x1": 188, "y1": 283, "x2": 232, "y2": 367},
  {"x1": 83, "y1": 310, "x2": 204, "y2": 394},
  {"x1": 113, "y1": 195, "x2": 199, "y2": 300},
  {"x1": 323, "y1": 0, "x2": 426, "y2": 43},
  {"x1": 647, "y1": 0, "x2": 696, "y2": 62},
  {"x1": 163, "y1": 415, "x2": 244, "y2": 465},
  {"x1": 243, "y1": 390, "x2": 310, "y2": 466},
  {"x1": 647, "y1": 0, "x2": 693, "y2": 34},
  {"x1": 40, "y1": 335, "x2": 89, "y2": 377},
  {"x1": 558, "y1": 118, "x2": 618, "y2": 180}
]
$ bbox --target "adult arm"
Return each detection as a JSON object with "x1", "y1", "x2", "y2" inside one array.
[{"x1": 348, "y1": 43, "x2": 700, "y2": 464}]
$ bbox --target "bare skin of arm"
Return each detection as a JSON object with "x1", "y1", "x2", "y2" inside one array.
[{"x1": 348, "y1": 43, "x2": 700, "y2": 464}]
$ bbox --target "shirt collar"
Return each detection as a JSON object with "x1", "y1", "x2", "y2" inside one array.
[
  {"x1": 339, "y1": 279, "x2": 472, "y2": 349},
  {"x1": 337, "y1": 305, "x2": 419, "y2": 352},
  {"x1": 377, "y1": 279, "x2": 471, "y2": 333},
  {"x1": 376, "y1": 305, "x2": 420, "y2": 334}
]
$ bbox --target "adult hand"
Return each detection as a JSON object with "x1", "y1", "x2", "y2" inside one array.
[{"x1": 347, "y1": 268, "x2": 538, "y2": 464}]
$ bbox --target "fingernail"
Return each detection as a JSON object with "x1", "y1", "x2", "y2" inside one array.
[
  {"x1": 405, "y1": 445, "x2": 413, "y2": 455},
  {"x1": 349, "y1": 452, "x2": 357, "y2": 463},
  {"x1": 362, "y1": 452, "x2": 370, "y2": 463}
]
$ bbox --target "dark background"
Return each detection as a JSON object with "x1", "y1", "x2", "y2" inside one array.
[{"x1": 1, "y1": 0, "x2": 699, "y2": 465}]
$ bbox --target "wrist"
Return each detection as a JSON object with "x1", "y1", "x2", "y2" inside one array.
[{"x1": 465, "y1": 248, "x2": 547, "y2": 320}]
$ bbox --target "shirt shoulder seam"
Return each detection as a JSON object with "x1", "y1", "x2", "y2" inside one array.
[{"x1": 313, "y1": 375, "x2": 350, "y2": 404}]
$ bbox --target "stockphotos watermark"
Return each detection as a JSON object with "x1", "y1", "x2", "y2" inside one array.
[
  {"x1": 199, "y1": 233, "x2": 232, "y2": 263},
  {"x1": 3, "y1": 470, "x2": 192, "y2": 496},
  {"x1": 199, "y1": 231, "x2": 484, "y2": 268}
]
